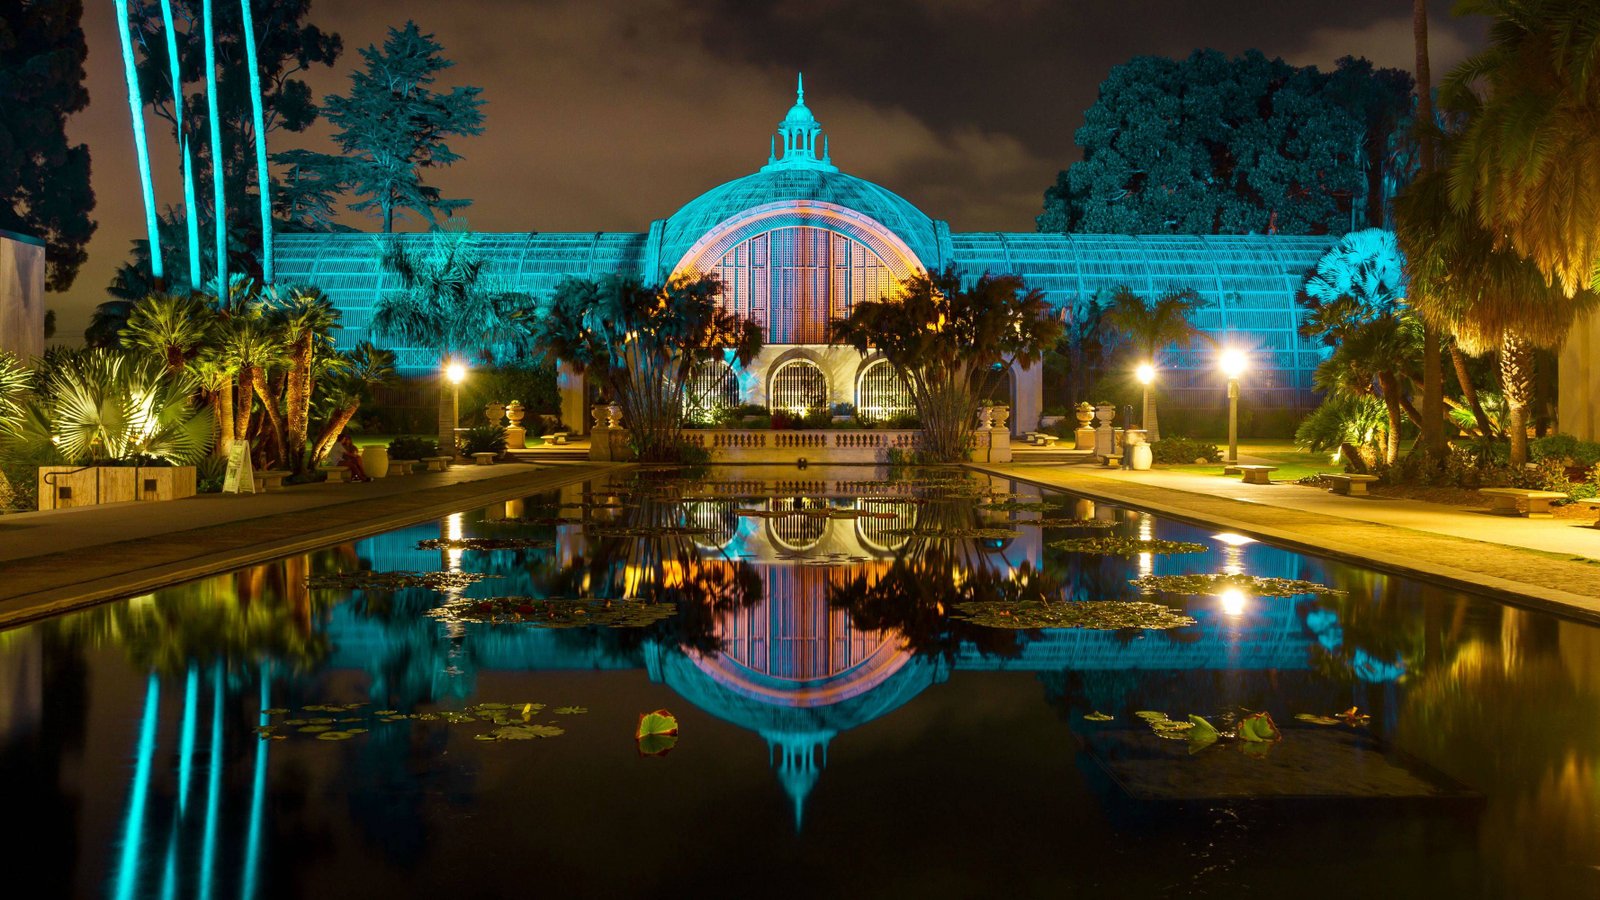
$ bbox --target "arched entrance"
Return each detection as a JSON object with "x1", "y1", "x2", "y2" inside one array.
[{"x1": 770, "y1": 359, "x2": 827, "y2": 414}]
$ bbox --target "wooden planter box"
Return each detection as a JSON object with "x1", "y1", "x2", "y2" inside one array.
[{"x1": 37, "y1": 465, "x2": 198, "y2": 510}]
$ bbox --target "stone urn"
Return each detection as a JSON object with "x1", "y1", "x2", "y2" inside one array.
[
  {"x1": 605, "y1": 403, "x2": 624, "y2": 429},
  {"x1": 1074, "y1": 402, "x2": 1095, "y2": 428},
  {"x1": 1094, "y1": 404, "x2": 1116, "y2": 427},
  {"x1": 504, "y1": 400, "x2": 527, "y2": 449},
  {"x1": 362, "y1": 445, "x2": 390, "y2": 480},
  {"x1": 591, "y1": 405, "x2": 610, "y2": 431},
  {"x1": 977, "y1": 406, "x2": 995, "y2": 429},
  {"x1": 485, "y1": 401, "x2": 506, "y2": 426},
  {"x1": 990, "y1": 405, "x2": 1010, "y2": 431}
]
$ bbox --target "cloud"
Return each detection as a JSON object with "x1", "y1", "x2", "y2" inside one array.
[{"x1": 1288, "y1": 15, "x2": 1476, "y2": 73}]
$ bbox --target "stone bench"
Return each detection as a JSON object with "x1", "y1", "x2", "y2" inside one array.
[
  {"x1": 471, "y1": 452, "x2": 498, "y2": 466},
  {"x1": 1037, "y1": 434, "x2": 1060, "y2": 448},
  {"x1": 1480, "y1": 487, "x2": 1569, "y2": 518},
  {"x1": 1231, "y1": 464, "x2": 1278, "y2": 485},
  {"x1": 544, "y1": 432, "x2": 569, "y2": 445},
  {"x1": 1099, "y1": 454, "x2": 1123, "y2": 468},
  {"x1": 387, "y1": 458, "x2": 418, "y2": 477},
  {"x1": 1576, "y1": 498, "x2": 1600, "y2": 528},
  {"x1": 318, "y1": 465, "x2": 349, "y2": 483},
  {"x1": 421, "y1": 456, "x2": 452, "y2": 472},
  {"x1": 253, "y1": 469, "x2": 290, "y2": 492},
  {"x1": 1326, "y1": 473, "x2": 1380, "y2": 496}
]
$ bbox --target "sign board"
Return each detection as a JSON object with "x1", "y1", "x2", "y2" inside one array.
[{"x1": 222, "y1": 442, "x2": 255, "y2": 494}]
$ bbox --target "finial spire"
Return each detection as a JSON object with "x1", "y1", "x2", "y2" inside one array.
[{"x1": 762, "y1": 72, "x2": 837, "y2": 173}]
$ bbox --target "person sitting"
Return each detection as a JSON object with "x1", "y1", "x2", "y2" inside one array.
[{"x1": 327, "y1": 433, "x2": 371, "y2": 482}]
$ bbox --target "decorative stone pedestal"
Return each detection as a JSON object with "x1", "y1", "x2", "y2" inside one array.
[
  {"x1": 505, "y1": 400, "x2": 527, "y2": 449},
  {"x1": 1093, "y1": 404, "x2": 1116, "y2": 458}
]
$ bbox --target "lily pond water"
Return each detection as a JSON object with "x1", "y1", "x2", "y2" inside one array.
[{"x1": 4, "y1": 465, "x2": 1599, "y2": 898}]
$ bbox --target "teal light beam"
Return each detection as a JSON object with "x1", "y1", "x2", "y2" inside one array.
[
  {"x1": 159, "y1": 0, "x2": 203, "y2": 288},
  {"x1": 113, "y1": 675, "x2": 161, "y2": 900},
  {"x1": 202, "y1": 0, "x2": 227, "y2": 292},
  {"x1": 240, "y1": 662, "x2": 270, "y2": 899},
  {"x1": 200, "y1": 662, "x2": 223, "y2": 899},
  {"x1": 238, "y1": 0, "x2": 273, "y2": 285},
  {"x1": 113, "y1": 0, "x2": 165, "y2": 283}
]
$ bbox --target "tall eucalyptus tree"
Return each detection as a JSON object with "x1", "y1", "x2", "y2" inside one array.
[
  {"x1": 157, "y1": 0, "x2": 202, "y2": 288},
  {"x1": 237, "y1": 0, "x2": 272, "y2": 283},
  {"x1": 113, "y1": 0, "x2": 164, "y2": 283},
  {"x1": 201, "y1": 0, "x2": 226, "y2": 289}
]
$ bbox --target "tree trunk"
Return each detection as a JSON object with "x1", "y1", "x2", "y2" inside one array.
[
  {"x1": 212, "y1": 383, "x2": 234, "y2": 458},
  {"x1": 1450, "y1": 344, "x2": 1495, "y2": 437},
  {"x1": 286, "y1": 334, "x2": 312, "y2": 471},
  {"x1": 256, "y1": 375, "x2": 288, "y2": 468},
  {"x1": 1501, "y1": 333, "x2": 1533, "y2": 466},
  {"x1": 1412, "y1": 0, "x2": 1446, "y2": 459},
  {"x1": 1377, "y1": 373, "x2": 1403, "y2": 465},
  {"x1": 312, "y1": 403, "x2": 359, "y2": 464},
  {"x1": 235, "y1": 366, "x2": 256, "y2": 443}
]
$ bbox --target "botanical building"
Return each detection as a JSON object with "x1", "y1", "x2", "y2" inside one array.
[{"x1": 275, "y1": 79, "x2": 1337, "y2": 433}]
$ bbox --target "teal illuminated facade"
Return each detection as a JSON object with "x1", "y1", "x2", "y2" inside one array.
[{"x1": 275, "y1": 77, "x2": 1336, "y2": 431}]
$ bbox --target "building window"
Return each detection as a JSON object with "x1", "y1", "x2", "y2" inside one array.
[
  {"x1": 770, "y1": 358, "x2": 827, "y2": 413},
  {"x1": 684, "y1": 359, "x2": 739, "y2": 424},
  {"x1": 714, "y1": 226, "x2": 894, "y2": 344},
  {"x1": 856, "y1": 359, "x2": 914, "y2": 422}
]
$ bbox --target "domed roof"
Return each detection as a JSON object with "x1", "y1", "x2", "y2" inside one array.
[
  {"x1": 660, "y1": 168, "x2": 941, "y2": 274},
  {"x1": 658, "y1": 75, "x2": 941, "y2": 276}
]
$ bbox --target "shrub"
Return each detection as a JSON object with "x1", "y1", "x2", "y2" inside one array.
[
  {"x1": 831, "y1": 402, "x2": 855, "y2": 417},
  {"x1": 1150, "y1": 436, "x2": 1220, "y2": 464},
  {"x1": 196, "y1": 456, "x2": 228, "y2": 493},
  {"x1": 461, "y1": 424, "x2": 508, "y2": 456},
  {"x1": 387, "y1": 436, "x2": 437, "y2": 459},
  {"x1": 1530, "y1": 434, "x2": 1600, "y2": 468}
]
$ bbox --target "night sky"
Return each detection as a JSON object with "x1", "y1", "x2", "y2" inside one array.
[{"x1": 56, "y1": 0, "x2": 1486, "y2": 338}]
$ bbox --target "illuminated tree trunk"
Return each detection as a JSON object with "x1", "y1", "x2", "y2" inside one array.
[
  {"x1": 1414, "y1": 0, "x2": 1446, "y2": 457},
  {"x1": 1450, "y1": 344, "x2": 1495, "y2": 437},
  {"x1": 1501, "y1": 333, "x2": 1534, "y2": 465},
  {"x1": 235, "y1": 364, "x2": 255, "y2": 443},
  {"x1": 212, "y1": 380, "x2": 233, "y2": 458},
  {"x1": 158, "y1": 0, "x2": 203, "y2": 289},
  {"x1": 202, "y1": 0, "x2": 228, "y2": 290},
  {"x1": 238, "y1": 0, "x2": 273, "y2": 284},
  {"x1": 285, "y1": 330, "x2": 313, "y2": 470},
  {"x1": 113, "y1": 0, "x2": 165, "y2": 284},
  {"x1": 1377, "y1": 372, "x2": 1403, "y2": 465}
]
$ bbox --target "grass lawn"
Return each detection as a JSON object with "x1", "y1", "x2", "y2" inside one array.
[{"x1": 1164, "y1": 439, "x2": 1344, "y2": 482}]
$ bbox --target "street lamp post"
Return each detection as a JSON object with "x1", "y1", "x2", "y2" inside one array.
[
  {"x1": 1135, "y1": 362, "x2": 1157, "y2": 442},
  {"x1": 1220, "y1": 349, "x2": 1246, "y2": 464},
  {"x1": 442, "y1": 360, "x2": 467, "y2": 460}
]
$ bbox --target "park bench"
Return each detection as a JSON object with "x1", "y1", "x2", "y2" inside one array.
[
  {"x1": 544, "y1": 431, "x2": 570, "y2": 445},
  {"x1": 318, "y1": 465, "x2": 349, "y2": 483},
  {"x1": 1480, "y1": 487, "x2": 1569, "y2": 518},
  {"x1": 421, "y1": 456, "x2": 452, "y2": 472},
  {"x1": 1037, "y1": 434, "x2": 1061, "y2": 448},
  {"x1": 253, "y1": 469, "x2": 290, "y2": 493},
  {"x1": 387, "y1": 459, "x2": 418, "y2": 477},
  {"x1": 1099, "y1": 454, "x2": 1123, "y2": 468},
  {"x1": 471, "y1": 452, "x2": 498, "y2": 466},
  {"x1": 1326, "y1": 473, "x2": 1380, "y2": 496},
  {"x1": 1577, "y1": 498, "x2": 1600, "y2": 528},
  {"x1": 1231, "y1": 464, "x2": 1278, "y2": 485}
]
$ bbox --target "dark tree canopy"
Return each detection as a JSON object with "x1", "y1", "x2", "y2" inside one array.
[
  {"x1": 282, "y1": 21, "x2": 485, "y2": 232},
  {"x1": 1038, "y1": 51, "x2": 1413, "y2": 237},
  {"x1": 130, "y1": 0, "x2": 341, "y2": 235},
  {"x1": 0, "y1": 0, "x2": 96, "y2": 290}
]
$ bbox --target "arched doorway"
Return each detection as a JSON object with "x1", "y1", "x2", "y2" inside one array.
[
  {"x1": 770, "y1": 359, "x2": 827, "y2": 414},
  {"x1": 856, "y1": 359, "x2": 914, "y2": 423},
  {"x1": 684, "y1": 359, "x2": 739, "y2": 424}
]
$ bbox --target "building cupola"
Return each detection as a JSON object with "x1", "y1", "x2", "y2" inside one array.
[{"x1": 763, "y1": 73, "x2": 837, "y2": 173}]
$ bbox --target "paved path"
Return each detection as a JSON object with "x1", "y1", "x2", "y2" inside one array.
[
  {"x1": 975, "y1": 461, "x2": 1600, "y2": 621},
  {"x1": 0, "y1": 461, "x2": 621, "y2": 627}
]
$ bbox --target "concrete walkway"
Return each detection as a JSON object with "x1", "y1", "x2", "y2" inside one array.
[
  {"x1": 0, "y1": 461, "x2": 620, "y2": 628},
  {"x1": 975, "y1": 460, "x2": 1600, "y2": 621}
]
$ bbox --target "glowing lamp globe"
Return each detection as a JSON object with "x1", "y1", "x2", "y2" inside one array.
[
  {"x1": 1135, "y1": 363, "x2": 1156, "y2": 386},
  {"x1": 1220, "y1": 349, "x2": 1247, "y2": 380},
  {"x1": 445, "y1": 361, "x2": 468, "y2": 385}
]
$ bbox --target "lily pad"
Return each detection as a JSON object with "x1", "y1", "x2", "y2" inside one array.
[
  {"x1": 1050, "y1": 537, "x2": 1209, "y2": 557},
  {"x1": 429, "y1": 597, "x2": 677, "y2": 629},
  {"x1": 1294, "y1": 713, "x2": 1344, "y2": 726},
  {"x1": 298, "y1": 725, "x2": 332, "y2": 734},
  {"x1": 948, "y1": 600, "x2": 1197, "y2": 630},
  {"x1": 416, "y1": 537, "x2": 557, "y2": 551},
  {"x1": 1237, "y1": 712, "x2": 1282, "y2": 743},
  {"x1": 262, "y1": 708, "x2": 290, "y2": 715},
  {"x1": 555, "y1": 706, "x2": 588, "y2": 715},
  {"x1": 1084, "y1": 712, "x2": 1114, "y2": 722},
  {"x1": 1131, "y1": 573, "x2": 1345, "y2": 598},
  {"x1": 879, "y1": 527, "x2": 1021, "y2": 540},
  {"x1": 307, "y1": 570, "x2": 501, "y2": 592},
  {"x1": 637, "y1": 733, "x2": 678, "y2": 757},
  {"x1": 489, "y1": 724, "x2": 565, "y2": 740},
  {"x1": 636, "y1": 709, "x2": 679, "y2": 739},
  {"x1": 316, "y1": 731, "x2": 354, "y2": 741}
]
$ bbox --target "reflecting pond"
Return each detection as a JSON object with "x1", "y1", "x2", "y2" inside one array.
[{"x1": 3, "y1": 465, "x2": 1599, "y2": 897}]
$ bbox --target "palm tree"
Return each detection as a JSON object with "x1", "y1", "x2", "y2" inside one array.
[
  {"x1": 0, "y1": 351, "x2": 31, "y2": 434},
  {"x1": 1312, "y1": 315, "x2": 1423, "y2": 465},
  {"x1": 44, "y1": 351, "x2": 214, "y2": 465},
  {"x1": 1100, "y1": 286, "x2": 1208, "y2": 442},
  {"x1": 271, "y1": 287, "x2": 341, "y2": 471},
  {"x1": 121, "y1": 292, "x2": 214, "y2": 373},
  {"x1": 374, "y1": 228, "x2": 529, "y2": 454},
  {"x1": 157, "y1": 0, "x2": 203, "y2": 289},
  {"x1": 310, "y1": 342, "x2": 398, "y2": 464},
  {"x1": 1396, "y1": 170, "x2": 1599, "y2": 463},
  {"x1": 214, "y1": 284, "x2": 279, "y2": 451},
  {"x1": 1413, "y1": 0, "x2": 1447, "y2": 457},
  {"x1": 238, "y1": 0, "x2": 273, "y2": 284},
  {"x1": 113, "y1": 0, "x2": 164, "y2": 284},
  {"x1": 202, "y1": 0, "x2": 228, "y2": 288},
  {"x1": 1444, "y1": 0, "x2": 1600, "y2": 297}
]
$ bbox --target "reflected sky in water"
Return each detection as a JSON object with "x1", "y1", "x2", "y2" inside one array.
[{"x1": 2, "y1": 465, "x2": 1598, "y2": 898}]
